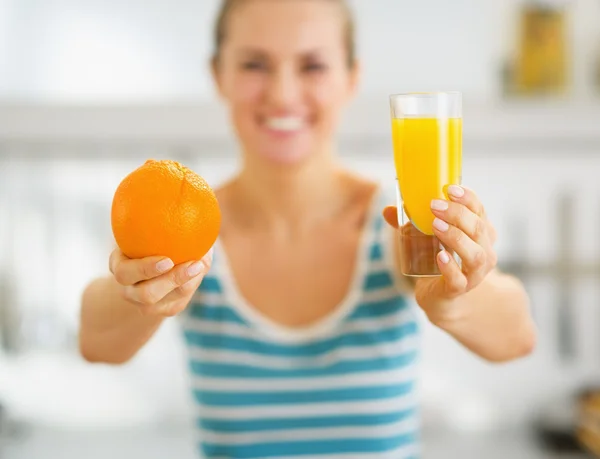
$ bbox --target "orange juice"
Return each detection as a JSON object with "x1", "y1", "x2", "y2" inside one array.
[{"x1": 391, "y1": 117, "x2": 462, "y2": 235}]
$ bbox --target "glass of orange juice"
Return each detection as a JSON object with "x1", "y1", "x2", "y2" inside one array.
[{"x1": 389, "y1": 92, "x2": 462, "y2": 277}]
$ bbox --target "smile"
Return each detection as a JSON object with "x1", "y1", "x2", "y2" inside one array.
[{"x1": 264, "y1": 116, "x2": 305, "y2": 132}]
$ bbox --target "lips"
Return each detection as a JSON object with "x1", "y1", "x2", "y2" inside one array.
[{"x1": 251, "y1": 113, "x2": 313, "y2": 163}]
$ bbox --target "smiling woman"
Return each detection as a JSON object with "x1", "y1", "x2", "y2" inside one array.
[{"x1": 78, "y1": 1, "x2": 535, "y2": 458}]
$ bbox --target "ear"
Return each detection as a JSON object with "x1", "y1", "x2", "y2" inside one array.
[
  {"x1": 347, "y1": 58, "x2": 362, "y2": 99},
  {"x1": 210, "y1": 57, "x2": 226, "y2": 99}
]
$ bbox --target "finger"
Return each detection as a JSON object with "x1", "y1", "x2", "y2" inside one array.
[
  {"x1": 154, "y1": 274, "x2": 205, "y2": 317},
  {"x1": 432, "y1": 219, "x2": 489, "y2": 283},
  {"x1": 169, "y1": 250, "x2": 213, "y2": 301},
  {"x1": 109, "y1": 249, "x2": 127, "y2": 274},
  {"x1": 146, "y1": 250, "x2": 214, "y2": 315},
  {"x1": 446, "y1": 185, "x2": 485, "y2": 218},
  {"x1": 444, "y1": 186, "x2": 499, "y2": 247},
  {"x1": 382, "y1": 206, "x2": 399, "y2": 229},
  {"x1": 430, "y1": 199, "x2": 489, "y2": 245},
  {"x1": 112, "y1": 251, "x2": 175, "y2": 286},
  {"x1": 436, "y1": 250, "x2": 468, "y2": 298},
  {"x1": 124, "y1": 255, "x2": 211, "y2": 306}
]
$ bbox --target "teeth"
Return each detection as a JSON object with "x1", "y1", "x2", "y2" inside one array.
[{"x1": 265, "y1": 116, "x2": 303, "y2": 132}]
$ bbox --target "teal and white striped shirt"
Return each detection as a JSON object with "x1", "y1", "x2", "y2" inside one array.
[{"x1": 182, "y1": 192, "x2": 421, "y2": 458}]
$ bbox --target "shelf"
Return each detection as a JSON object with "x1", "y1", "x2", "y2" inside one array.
[
  {"x1": 342, "y1": 97, "x2": 600, "y2": 147},
  {"x1": 0, "y1": 98, "x2": 599, "y2": 155}
]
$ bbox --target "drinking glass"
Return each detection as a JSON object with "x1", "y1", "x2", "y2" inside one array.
[{"x1": 389, "y1": 91, "x2": 462, "y2": 277}]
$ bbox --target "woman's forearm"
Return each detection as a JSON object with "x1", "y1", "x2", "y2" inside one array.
[
  {"x1": 79, "y1": 276, "x2": 164, "y2": 364},
  {"x1": 432, "y1": 271, "x2": 536, "y2": 362}
]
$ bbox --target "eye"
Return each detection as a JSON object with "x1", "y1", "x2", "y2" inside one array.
[
  {"x1": 303, "y1": 62, "x2": 327, "y2": 73},
  {"x1": 242, "y1": 61, "x2": 268, "y2": 71}
]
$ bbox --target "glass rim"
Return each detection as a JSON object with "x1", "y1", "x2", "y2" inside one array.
[{"x1": 389, "y1": 91, "x2": 462, "y2": 99}]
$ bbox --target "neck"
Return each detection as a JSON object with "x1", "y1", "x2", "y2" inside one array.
[{"x1": 232, "y1": 152, "x2": 347, "y2": 230}]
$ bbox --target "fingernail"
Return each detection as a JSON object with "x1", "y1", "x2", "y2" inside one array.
[
  {"x1": 439, "y1": 251, "x2": 450, "y2": 264},
  {"x1": 156, "y1": 258, "x2": 174, "y2": 273},
  {"x1": 187, "y1": 261, "x2": 205, "y2": 277},
  {"x1": 447, "y1": 185, "x2": 464, "y2": 198},
  {"x1": 433, "y1": 218, "x2": 449, "y2": 232},
  {"x1": 431, "y1": 199, "x2": 448, "y2": 211}
]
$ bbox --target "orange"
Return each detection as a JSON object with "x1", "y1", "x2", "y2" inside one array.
[{"x1": 111, "y1": 159, "x2": 221, "y2": 265}]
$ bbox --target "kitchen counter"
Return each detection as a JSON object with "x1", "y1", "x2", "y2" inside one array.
[
  {"x1": 0, "y1": 423, "x2": 590, "y2": 459},
  {"x1": 422, "y1": 428, "x2": 589, "y2": 459},
  {"x1": 0, "y1": 422, "x2": 198, "y2": 459}
]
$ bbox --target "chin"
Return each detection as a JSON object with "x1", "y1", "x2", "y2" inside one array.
[
  {"x1": 249, "y1": 132, "x2": 318, "y2": 166},
  {"x1": 257, "y1": 147, "x2": 312, "y2": 166}
]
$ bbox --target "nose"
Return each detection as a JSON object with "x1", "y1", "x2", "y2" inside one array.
[{"x1": 267, "y1": 66, "x2": 301, "y2": 108}]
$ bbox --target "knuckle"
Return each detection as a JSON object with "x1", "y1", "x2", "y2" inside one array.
[
  {"x1": 455, "y1": 203, "x2": 467, "y2": 221},
  {"x1": 466, "y1": 273, "x2": 484, "y2": 292},
  {"x1": 120, "y1": 286, "x2": 133, "y2": 301},
  {"x1": 177, "y1": 280, "x2": 198, "y2": 297},
  {"x1": 455, "y1": 276, "x2": 468, "y2": 293},
  {"x1": 472, "y1": 218, "x2": 486, "y2": 240},
  {"x1": 113, "y1": 268, "x2": 128, "y2": 286},
  {"x1": 109, "y1": 249, "x2": 119, "y2": 269},
  {"x1": 451, "y1": 229, "x2": 463, "y2": 246},
  {"x1": 472, "y1": 249, "x2": 487, "y2": 270},
  {"x1": 172, "y1": 265, "x2": 193, "y2": 286},
  {"x1": 136, "y1": 287, "x2": 157, "y2": 306},
  {"x1": 168, "y1": 271, "x2": 186, "y2": 289},
  {"x1": 140, "y1": 262, "x2": 156, "y2": 279},
  {"x1": 446, "y1": 277, "x2": 467, "y2": 297}
]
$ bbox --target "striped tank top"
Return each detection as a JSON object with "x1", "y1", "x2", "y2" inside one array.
[{"x1": 181, "y1": 191, "x2": 421, "y2": 458}]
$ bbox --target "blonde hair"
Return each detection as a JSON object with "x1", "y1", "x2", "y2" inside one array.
[{"x1": 212, "y1": 0, "x2": 356, "y2": 68}]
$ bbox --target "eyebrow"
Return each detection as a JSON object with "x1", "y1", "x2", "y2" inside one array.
[
  {"x1": 236, "y1": 48, "x2": 268, "y2": 59},
  {"x1": 236, "y1": 47, "x2": 328, "y2": 59}
]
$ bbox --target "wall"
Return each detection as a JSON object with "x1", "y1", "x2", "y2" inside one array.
[
  {"x1": 2, "y1": 0, "x2": 600, "y2": 437},
  {"x1": 1, "y1": 0, "x2": 599, "y2": 102}
]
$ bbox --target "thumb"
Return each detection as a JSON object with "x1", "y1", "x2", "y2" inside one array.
[{"x1": 382, "y1": 206, "x2": 400, "y2": 229}]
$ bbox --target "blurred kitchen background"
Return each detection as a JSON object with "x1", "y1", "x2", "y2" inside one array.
[{"x1": 1, "y1": 0, "x2": 600, "y2": 458}]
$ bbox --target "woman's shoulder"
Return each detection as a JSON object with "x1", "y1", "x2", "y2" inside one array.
[
  {"x1": 339, "y1": 172, "x2": 380, "y2": 209},
  {"x1": 340, "y1": 172, "x2": 396, "y2": 223}
]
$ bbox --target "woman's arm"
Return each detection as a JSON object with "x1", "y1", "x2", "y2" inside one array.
[
  {"x1": 80, "y1": 275, "x2": 166, "y2": 364},
  {"x1": 383, "y1": 186, "x2": 536, "y2": 363},
  {"x1": 79, "y1": 249, "x2": 211, "y2": 364},
  {"x1": 416, "y1": 269, "x2": 536, "y2": 362}
]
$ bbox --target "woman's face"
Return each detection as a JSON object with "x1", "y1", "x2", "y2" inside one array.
[{"x1": 213, "y1": 0, "x2": 359, "y2": 166}]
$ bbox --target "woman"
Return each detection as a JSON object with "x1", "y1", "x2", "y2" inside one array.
[{"x1": 79, "y1": 0, "x2": 536, "y2": 457}]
